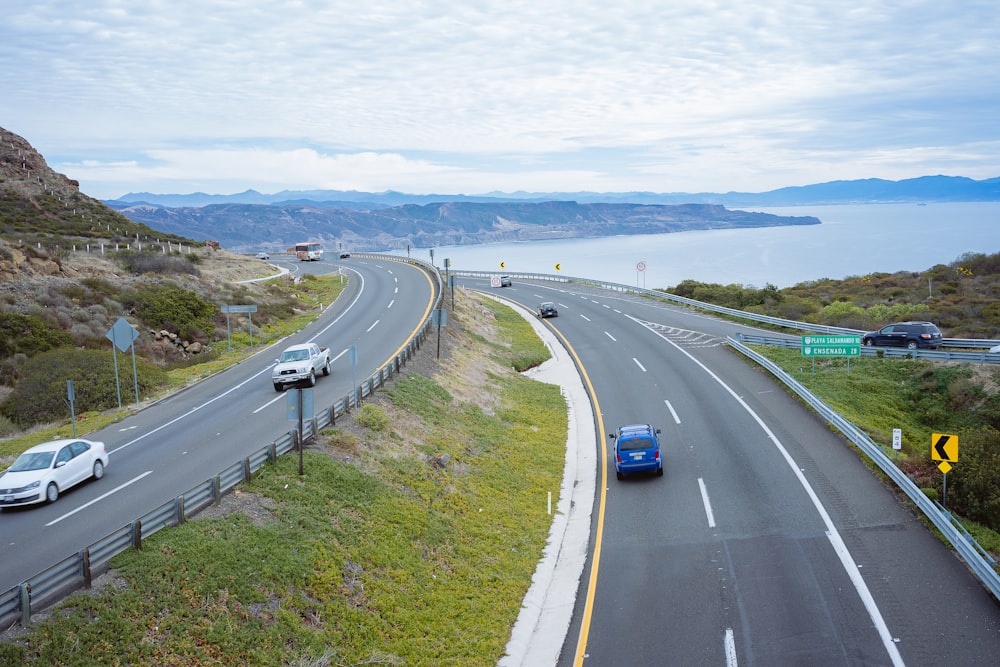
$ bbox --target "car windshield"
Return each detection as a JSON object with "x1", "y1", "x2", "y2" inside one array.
[
  {"x1": 619, "y1": 436, "x2": 655, "y2": 451},
  {"x1": 280, "y1": 350, "x2": 309, "y2": 362},
  {"x1": 8, "y1": 451, "x2": 55, "y2": 472}
]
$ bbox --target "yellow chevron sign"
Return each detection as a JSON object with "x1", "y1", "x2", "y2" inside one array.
[{"x1": 931, "y1": 433, "x2": 959, "y2": 463}]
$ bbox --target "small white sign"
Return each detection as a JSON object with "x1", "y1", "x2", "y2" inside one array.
[{"x1": 892, "y1": 428, "x2": 902, "y2": 450}]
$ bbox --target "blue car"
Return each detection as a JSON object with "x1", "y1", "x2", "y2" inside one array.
[{"x1": 610, "y1": 423, "x2": 663, "y2": 480}]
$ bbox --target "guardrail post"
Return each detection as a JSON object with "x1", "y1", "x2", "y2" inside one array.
[
  {"x1": 243, "y1": 457, "x2": 252, "y2": 483},
  {"x1": 132, "y1": 520, "x2": 142, "y2": 551},
  {"x1": 82, "y1": 548, "x2": 92, "y2": 588},
  {"x1": 177, "y1": 496, "x2": 186, "y2": 525},
  {"x1": 212, "y1": 475, "x2": 221, "y2": 503},
  {"x1": 19, "y1": 583, "x2": 30, "y2": 627}
]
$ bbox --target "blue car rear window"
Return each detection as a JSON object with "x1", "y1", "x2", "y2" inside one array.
[{"x1": 620, "y1": 436, "x2": 656, "y2": 451}]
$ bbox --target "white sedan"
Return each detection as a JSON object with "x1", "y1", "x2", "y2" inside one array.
[{"x1": 0, "y1": 439, "x2": 108, "y2": 507}]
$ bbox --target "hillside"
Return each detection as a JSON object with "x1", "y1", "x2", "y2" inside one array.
[{"x1": 0, "y1": 128, "x2": 194, "y2": 251}]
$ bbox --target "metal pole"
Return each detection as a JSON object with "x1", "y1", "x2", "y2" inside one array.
[
  {"x1": 111, "y1": 329, "x2": 122, "y2": 410},
  {"x1": 130, "y1": 341, "x2": 140, "y2": 408},
  {"x1": 298, "y1": 388, "x2": 304, "y2": 476}
]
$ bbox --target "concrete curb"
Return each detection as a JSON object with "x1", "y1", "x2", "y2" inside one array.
[{"x1": 483, "y1": 295, "x2": 597, "y2": 667}]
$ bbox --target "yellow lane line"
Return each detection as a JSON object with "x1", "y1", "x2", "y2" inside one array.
[{"x1": 542, "y1": 322, "x2": 608, "y2": 666}]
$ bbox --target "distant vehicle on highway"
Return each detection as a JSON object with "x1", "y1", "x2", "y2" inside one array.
[
  {"x1": 862, "y1": 321, "x2": 943, "y2": 349},
  {"x1": 538, "y1": 302, "x2": 558, "y2": 318},
  {"x1": 255, "y1": 251, "x2": 270, "y2": 260},
  {"x1": 499, "y1": 275, "x2": 512, "y2": 287},
  {"x1": 294, "y1": 242, "x2": 323, "y2": 261},
  {"x1": 1, "y1": 439, "x2": 108, "y2": 507},
  {"x1": 339, "y1": 252, "x2": 351, "y2": 258},
  {"x1": 609, "y1": 424, "x2": 663, "y2": 480}
]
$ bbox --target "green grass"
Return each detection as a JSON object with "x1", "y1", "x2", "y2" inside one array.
[
  {"x1": 753, "y1": 347, "x2": 938, "y2": 456},
  {"x1": 750, "y1": 345, "x2": 1000, "y2": 551},
  {"x1": 2, "y1": 291, "x2": 567, "y2": 666}
]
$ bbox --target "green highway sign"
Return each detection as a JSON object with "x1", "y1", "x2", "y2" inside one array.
[{"x1": 801, "y1": 335, "x2": 861, "y2": 357}]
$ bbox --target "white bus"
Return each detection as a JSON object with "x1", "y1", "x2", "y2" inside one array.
[{"x1": 294, "y1": 242, "x2": 323, "y2": 261}]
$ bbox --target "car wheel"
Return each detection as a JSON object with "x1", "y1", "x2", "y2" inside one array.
[
  {"x1": 274, "y1": 383, "x2": 284, "y2": 392},
  {"x1": 46, "y1": 482, "x2": 59, "y2": 504},
  {"x1": 863, "y1": 339, "x2": 875, "y2": 347},
  {"x1": 616, "y1": 470, "x2": 624, "y2": 481},
  {"x1": 307, "y1": 370, "x2": 317, "y2": 387},
  {"x1": 93, "y1": 460, "x2": 105, "y2": 480},
  {"x1": 657, "y1": 467, "x2": 664, "y2": 477},
  {"x1": 322, "y1": 360, "x2": 330, "y2": 376},
  {"x1": 906, "y1": 341, "x2": 918, "y2": 350}
]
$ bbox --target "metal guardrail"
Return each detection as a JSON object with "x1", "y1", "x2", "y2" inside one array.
[
  {"x1": 726, "y1": 336, "x2": 1000, "y2": 601},
  {"x1": 453, "y1": 270, "x2": 1000, "y2": 350},
  {"x1": 1, "y1": 254, "x2": 443, "y2": 630},
  {"x1": 736, "y1": 333, "x2": 1000, "y2": 365}
]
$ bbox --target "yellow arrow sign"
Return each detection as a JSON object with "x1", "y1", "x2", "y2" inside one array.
[
  {"x1": 555, "y1": 263, "x2": 561, "y2": 271},
  {"x1": 931, "y1": 432, "x2": 959, "y2": 462},
  {"x1": 500, "y1": 261, "x2": 505, "y2": 269}
]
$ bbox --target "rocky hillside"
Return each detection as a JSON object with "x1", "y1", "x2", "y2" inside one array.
[{"x1": 0, "y1": 127, "x2": 193, "y2": 250}]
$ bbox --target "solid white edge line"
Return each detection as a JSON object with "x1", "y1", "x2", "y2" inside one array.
[
  {"x1": 699, "y1": 477, "x2": 717, "y2": 528},
  {"x1": 46, "y1": 471, "x2": 154, "y2": 526},
  {"x1": 630, "y1": 314, "x2": 905, "y2": 667}
]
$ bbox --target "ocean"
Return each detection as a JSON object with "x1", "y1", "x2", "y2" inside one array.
[{"x1": 393, "y1": 202, "x2": 1000, "y2": 289}]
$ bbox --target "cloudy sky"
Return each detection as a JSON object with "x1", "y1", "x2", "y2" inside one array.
[{"x1": 2, "y1": 1, "x2": 998, "y2": 200}]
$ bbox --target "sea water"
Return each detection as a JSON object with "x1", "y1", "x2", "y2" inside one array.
[{"x1": 396, "y1": 202, "x2": 999, "y2": 289}]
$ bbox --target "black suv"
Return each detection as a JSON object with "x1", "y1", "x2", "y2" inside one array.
[
  {"x1": 862, "y1": 321, "x2": 943, "y2": 349},
  {"x1": 538, "y1": 302, "x2": 558, "y2": 318}
]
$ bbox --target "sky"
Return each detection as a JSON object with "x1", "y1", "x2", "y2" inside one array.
[{"x1": 2, "y1": 1, "x2": 999, "y2": 200}]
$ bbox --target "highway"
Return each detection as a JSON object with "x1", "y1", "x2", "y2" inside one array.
[
  {"x1": 4, "y1": 262, "x2": 999, "y2": 665},
  {"x1": 0, "y1": 255, "x2": 437, "y2": 590},
  {"x1": 460, "y1": 277, "x2": 1000, "y2": 667}
]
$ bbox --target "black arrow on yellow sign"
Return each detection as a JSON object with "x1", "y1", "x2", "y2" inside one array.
[{"x1": 931, "y1": 432, "x2": 959, "y2": 462}]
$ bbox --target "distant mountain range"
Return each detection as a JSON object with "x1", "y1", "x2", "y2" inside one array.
[
  {"x1": 110, "y1": 174, "x2": 1000, "y2": 209},
  {"x1": 104, "y1": 175, "x2": 999, "y2": 254}
]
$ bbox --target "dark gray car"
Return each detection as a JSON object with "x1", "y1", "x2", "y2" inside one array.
[{"x1": 862, "y1": 321, "x2": 943, "y2": 349}]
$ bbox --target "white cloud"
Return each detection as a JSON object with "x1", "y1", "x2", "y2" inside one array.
[{"x1": 3, "y1": 1, "x2": 999, "y2": 198}]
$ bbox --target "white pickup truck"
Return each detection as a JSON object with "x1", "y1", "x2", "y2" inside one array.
[{"x1": 272, "y1": 342, "x2": 331, "y2": 391}]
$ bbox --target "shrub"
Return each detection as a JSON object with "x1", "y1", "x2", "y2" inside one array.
[
  {"x1": 949, "y1": 427, "x2": 1000, "y2": 529},
  {"x1": 0, "y1": 312, "x2": 73, "y2": 358},
  {"x1": 0, "y1": 347, "x2": 168, "y2": 428},
  {"x1": 115, "y1": 249, "x2": 200, "y2": 276},
  {"x1": 357, "y1": 403, "x2": 390, "y2": 432},
  {"x1": 121, "y1": 285, "x2": 216, "y2": 341}
]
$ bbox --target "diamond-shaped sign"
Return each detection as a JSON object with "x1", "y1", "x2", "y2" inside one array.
[{"x1": 105, "y1": 317, "x2": 139, "y2": 352}]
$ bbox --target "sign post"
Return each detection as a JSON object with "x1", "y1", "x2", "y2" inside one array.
[
  {"x1": 287, "y1": 387, "x2": 314, "y2": 476},
  {"x1": 105, "y1": 317, "x2": 140, "y2": 410},
  {"x1": 67, "y1": 380, "x2": 77, "y2": 437},
  {"x1": 931, "y1": 432, "x2": 959, "y2": 509},
  {"x1": 636, "y1": 260, "x2": 647, "y2": 288},
  {"x1": 433, "y1": 309, "x2": 448, "y2": 359},
  {"x1": 221, "y1": 305, "x2": 258, "y2": 352}
]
